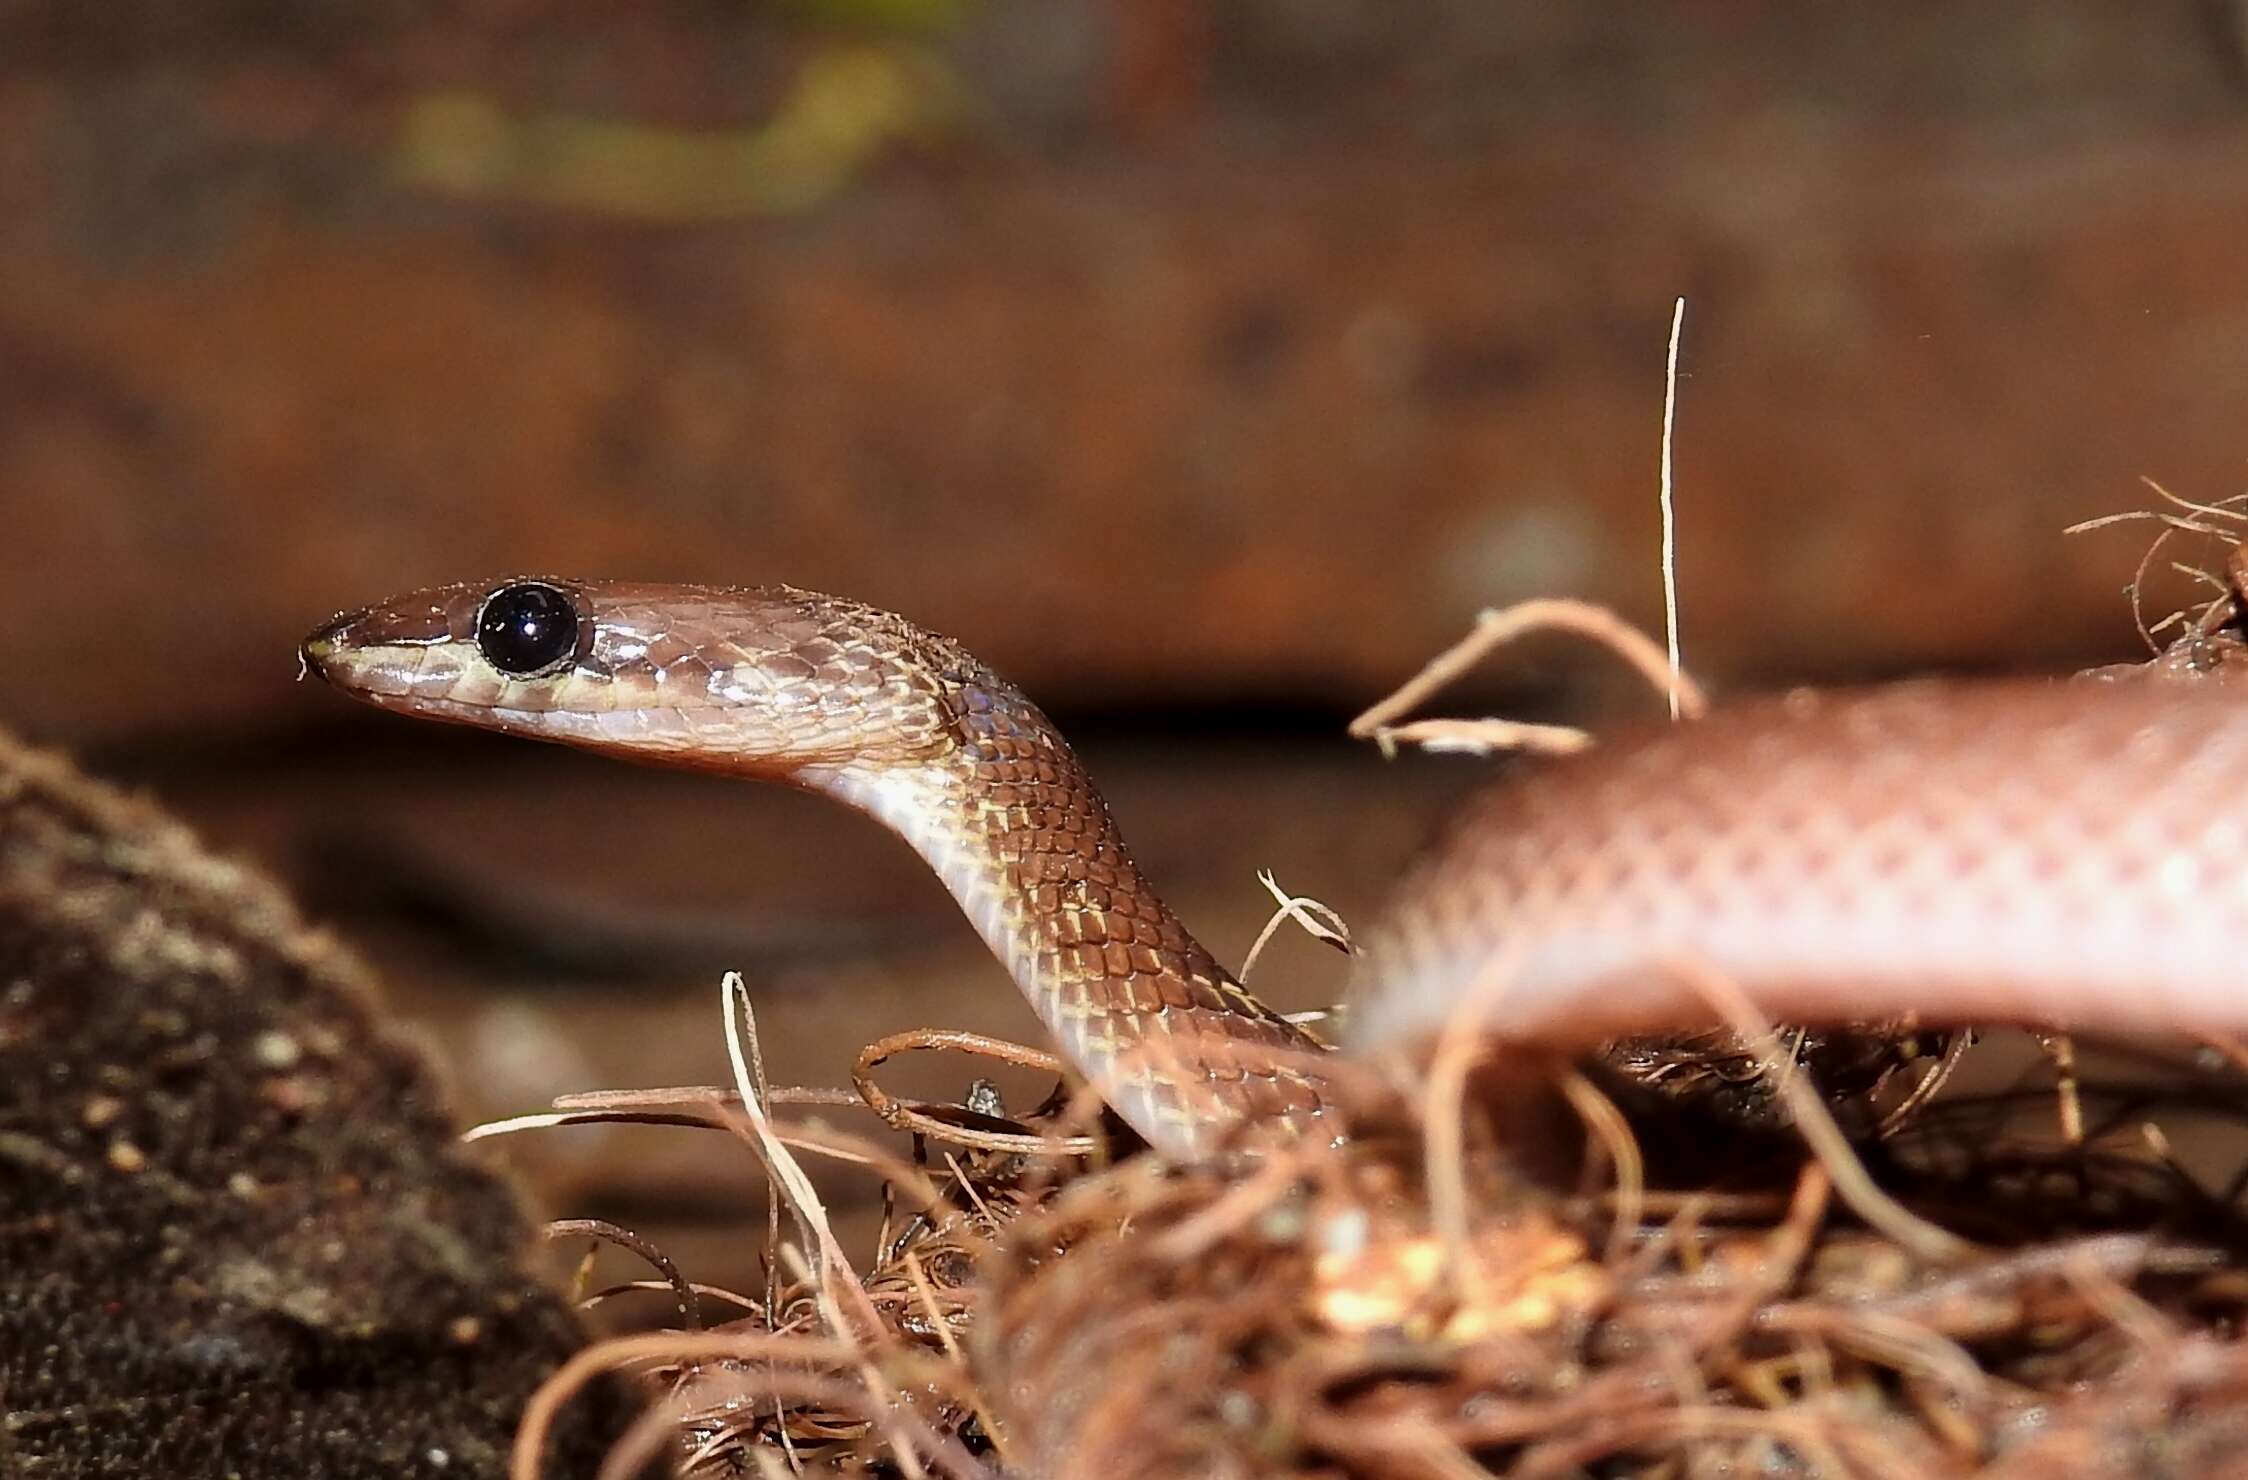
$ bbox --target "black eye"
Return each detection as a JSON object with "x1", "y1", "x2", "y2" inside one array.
[{"x1": 475, "y1": 583, "x2": 581, "y2": 676}]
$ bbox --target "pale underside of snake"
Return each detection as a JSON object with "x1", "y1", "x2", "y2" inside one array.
[{"x1": 303, "y1": 578, "x2": 2248, "y2": 1160}]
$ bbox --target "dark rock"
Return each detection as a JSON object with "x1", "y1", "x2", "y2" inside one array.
[{"x1": 0, "y1": 730, "x2": 642, "y2": 1478}]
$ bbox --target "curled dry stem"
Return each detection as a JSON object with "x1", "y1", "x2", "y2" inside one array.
[
  {"x1": 1350, "y1": 597, "x2": 1709, "y2": 759},
  {"x1": 851, "y1": 1028, "x2": 1105, "y2": 1157},
  {"x1": 545, "y1": 1218, "x2": 702, "y2": 1331},
  {"x1": 1239, "y1": 868, "x2": 1354, "y2": 983},
  {"x1": 1669, "y1": 955, "x2": 1974, "y2": 1266}
]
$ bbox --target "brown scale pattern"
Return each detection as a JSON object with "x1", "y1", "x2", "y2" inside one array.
[
  {"x1": 934, "y1": 674, "x2": 1329, "y2": 1151},
  {"x1": 1352, "y1": 678, "x2": 2248, "y2": 1051}
]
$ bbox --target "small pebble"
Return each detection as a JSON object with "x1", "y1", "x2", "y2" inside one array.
[{"x1": 252, "y1": 1030, "x2": 303, "y2": 1070}]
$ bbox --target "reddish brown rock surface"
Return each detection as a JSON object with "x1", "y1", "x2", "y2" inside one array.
[{"x1": 5, "y1": 4, "x2": 2247, "y2": 746}]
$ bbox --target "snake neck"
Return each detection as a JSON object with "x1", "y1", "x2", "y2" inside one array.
[{"x1": 800, "y1": 675, "x2": 1328, "y2": 1156}]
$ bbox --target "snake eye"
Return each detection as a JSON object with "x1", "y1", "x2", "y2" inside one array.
[{"x1": 475, "y1": 582, "x2": 581, "y2": 677}]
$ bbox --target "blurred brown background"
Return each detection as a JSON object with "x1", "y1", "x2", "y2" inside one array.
[{"x1": 6, "y1": 0, "x2": 2247, "y2": 1304}]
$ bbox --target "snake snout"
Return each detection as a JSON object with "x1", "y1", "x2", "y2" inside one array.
[
  {"x1": 299, "y1": 620, "x2": 349, "y2": 672},
  {"x1": 298, "y1": 611, "x2": 369, "y2": 681},
  {"x1": 299, "y1": 588, "x2": 482, "y2": 706}
]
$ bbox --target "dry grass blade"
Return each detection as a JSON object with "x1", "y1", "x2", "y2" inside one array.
[
  {"x1": 1239, "y1": 867, "x2": 1354, "y2": 982},
  {"x1": 1349, "y1": 597, "x2": 1709, "y2": 760},
  {"x1": 1669, "y1": 955, "x2": 1973, "y2": 1264},
  {"x1": 1659, "y1": 293, "x2": 1687, "y2": 722},
  {"x1": 1557, "y1": 1067, "x2": 1642, "y2": 1264},
  {"x1": 851, "y1": 1027, "x2": 1105, "y2": 1156},
  {"x1": 577, "y1": 1279, "x2": 764, "y2": 1321},
  {"x1": 720, "y1": 971, "x2": 884, "y2": 1340},
  {"x1": 554, "y1": 1083, "x2": 867, "y2": 1111},
  {"x1": 1418, "y1": 940, "x2": 1529, "y2": 1296},
  {"x1": 465, "y1": 1107, "x2": 727, "y2": 1141},
  {"x1": 545, "y1": 1219, "x2": 702, "y2": 1330}
]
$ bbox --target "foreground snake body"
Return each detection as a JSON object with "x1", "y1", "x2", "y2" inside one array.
[{"x1": 305, "y1": 579, "x2": 2248, "y2": 1159}]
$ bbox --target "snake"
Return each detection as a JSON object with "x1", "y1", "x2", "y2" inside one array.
[{"x1": 302, "y1": 578, "x2": 2248, "y2": 1159}]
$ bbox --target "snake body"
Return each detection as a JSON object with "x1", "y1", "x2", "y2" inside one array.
[
  {"x1": 1349, "y1": 675, "x2": 2248, "y2": 1054},
  {"x1": 304, "y1": 578, "x2": 2248, "y2": 1158},
  {"x1": 302, "y1": 580, "x2": 1326, "y2": 1157}
]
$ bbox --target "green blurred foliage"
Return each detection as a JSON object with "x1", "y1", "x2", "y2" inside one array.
[{"x1": 393, "y1": 43, "x2": 967, "y2": 222}]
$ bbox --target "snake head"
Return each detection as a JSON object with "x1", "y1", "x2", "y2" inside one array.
[{"x1": 302, "y1": 577, "x2": 967, "y2": 776}]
